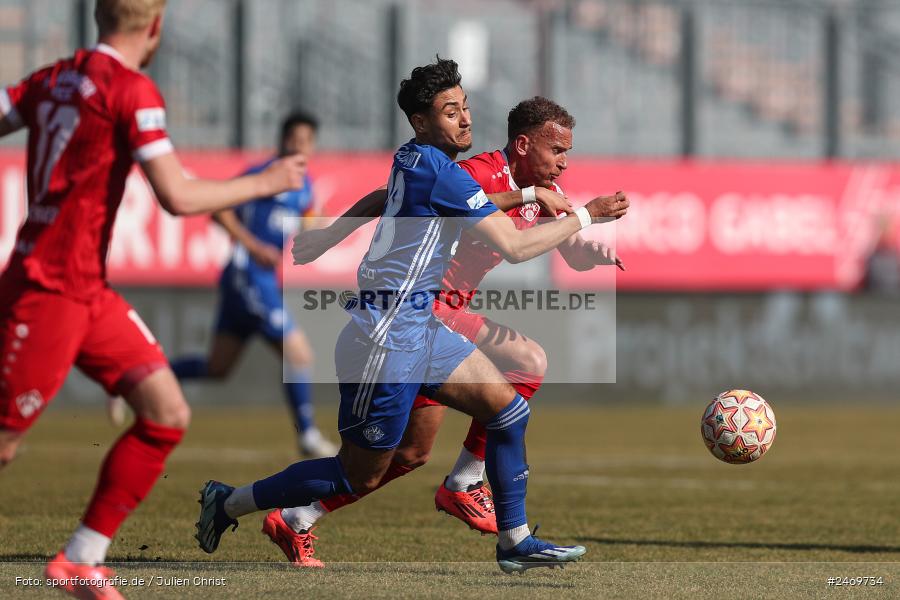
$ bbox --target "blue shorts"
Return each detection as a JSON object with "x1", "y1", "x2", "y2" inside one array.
[
  {"x1": 335, "y1": 319, "x2": 476, "y2": 450},
  {"x1": 214, "y1": 267, "x2": 296, "y2": 342}
]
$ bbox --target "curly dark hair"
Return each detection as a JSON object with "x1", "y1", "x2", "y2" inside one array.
[
  {"x1": 507, "y1": 97, "x2": 575, "y2": 142},
  {"x1": 397, "y1": 56, "x2": 463, "y2": 119}
]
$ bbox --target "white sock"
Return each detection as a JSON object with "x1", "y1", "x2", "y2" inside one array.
[
  {"x1": 64, "y1": 525, "x2": 111, "y2": 566},
  {"x1": 301, "y1": 428, "x2": 322, "y2": 446},
  {"x1": 445, "y1": 448, "x2": 485, "y2": 492},
  {"x1": 223, "y1": 484, "x2": 258, "y2": 519},
  {"x1": 280, "y1": 502, "x2": 328, "y2": 533},
  {"x1": 498, "y1": 524, "x2": 531, "y2": 551}
]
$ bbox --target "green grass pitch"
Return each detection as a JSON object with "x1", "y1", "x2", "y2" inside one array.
[{"x1": 1, "y1": 397, "x2": 898, "y2": 598}]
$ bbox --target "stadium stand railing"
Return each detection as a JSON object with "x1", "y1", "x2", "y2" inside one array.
[{"x1": 2, "y1": 0, "x2": 900, "y2": 159}]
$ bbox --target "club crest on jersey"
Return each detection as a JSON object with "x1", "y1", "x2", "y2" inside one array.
[
  {"x1": 50, "y1": 70, "x2": 96, "y2": 101},
  {"x1": 15, "y1": 390, "x2": 43, "y2": 419},
  {"x1": 519, "y1": 203, "x2": 540, "y2": 222},
  {"x1": 363, "y1": 425, "x2": 385, "y2": 443}
]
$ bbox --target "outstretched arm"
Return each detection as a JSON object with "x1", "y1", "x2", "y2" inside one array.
[
  {"x1": 290, "y1": 186, "x2": 563, "y2": 265},
  {"x1": 555, "y1": 191, "x2": 629, "y2": 271},
  {"x1": 291, "y1": 186, "x2": 387, "y2": 265},
  {"x1": 140, "y1": 152, "x2": 306, "y2": 216},
  {"x1": 557, "y1": 233, "x2": 624, "y2": 271},
  {"x1": 0, "y1": 114, "x2": 21, "y2": 138},
  {"x1": 212, "y1": 209, "x2": 283, "y2": 269},
  {"x1": 489, "y1": 187, "x2": 573, "y2": 215},
  {"x1": 470, "y1": 192, "x2": 628, "y2": 264}
]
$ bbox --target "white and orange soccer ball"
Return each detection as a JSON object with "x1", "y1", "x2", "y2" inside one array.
[{"x1": 701, "y1": 389, "x2": 776, "y2": 464}]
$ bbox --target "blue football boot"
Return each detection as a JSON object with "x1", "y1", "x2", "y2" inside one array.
[
  {"x1": 496, "y1": 534, "x2": 587, "y2": 574},
  {"x1": 195, "y1": 480, "x2": 239, "y2": 553}
]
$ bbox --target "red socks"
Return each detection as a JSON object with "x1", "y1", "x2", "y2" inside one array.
[
  {"x1": 82, "y1": 418, "x2": 184, "y2": 537},
  {"x1": 320, "y1": 461, "x2": 414, "y2": 512},
  {"x1": 462, "y1": 370, "x2": 543, "y2": 460}
]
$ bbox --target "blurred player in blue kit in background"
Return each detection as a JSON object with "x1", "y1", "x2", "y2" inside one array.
[{"x1": 168, "y1": 112, "x2": 337, "y2": 457}]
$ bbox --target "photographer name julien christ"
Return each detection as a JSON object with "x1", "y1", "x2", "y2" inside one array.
[
  {"x1": 297, "y1": 289, "x2": 603, "y2": 312},
  {"x1": 16, "y1": 576, "x2": 227, "y2": 588}
]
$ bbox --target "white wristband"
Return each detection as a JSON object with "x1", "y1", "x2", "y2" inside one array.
[
  {"x1": 574, "y1": 206, "x2": 592, "y2": 229},
  {"x1": 522, "y1": 186, "x2": 537, "y2": 204}
]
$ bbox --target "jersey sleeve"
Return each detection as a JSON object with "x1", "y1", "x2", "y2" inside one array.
[
  {"x1": 1, "y1": 84, "x2": 25, "y2": 132},
  {"x1": 115, "y1": 75, "x2": 173, "y2": 163},
  {"x1": 430, "y1": 161, "x2": 497, "y2": 224},
  {"x1": 1, "y1": 69, "x2": 47, "y2": 132}
]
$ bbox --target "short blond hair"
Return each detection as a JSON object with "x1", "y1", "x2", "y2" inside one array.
[{"x1": 95, "y1": 0, "x2": 166, "y2": 33}]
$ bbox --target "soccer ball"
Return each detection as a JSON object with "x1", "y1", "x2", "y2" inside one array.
[{"x1": 701, "y1": 389, "x2": 776, "y2": 464}]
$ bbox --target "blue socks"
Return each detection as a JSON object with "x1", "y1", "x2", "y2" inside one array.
[
  {"x1": 284, "y1": 369, "x2": 314, "y2": 433},
  {"x1": 251, "y1": 456, "x2": 353, "y2": 510},
  {"x1": 484, "y1": 395, "x2": 531, "y2": 531},
  {"x1": 170, "y1": 355, "x2": 209, "y2": 380}
]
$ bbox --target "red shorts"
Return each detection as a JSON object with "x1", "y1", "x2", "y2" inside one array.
[
  {"x1": 0, "y1": 285, "x2": 168, "y2": 432},
  {"x1": 412, "y1": 301, "x2": 488, "y2": 410},
  {"x1": 432, "y1": 300, "x2": 485, "y2": 344}
]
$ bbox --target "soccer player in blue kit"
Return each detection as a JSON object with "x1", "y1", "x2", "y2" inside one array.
[
  {"x1": 195, "y1": 58, "x2": 614, "y2": 572},
  {"x1": 169, "y1": 112, "x2": 337, "y2": 458}
]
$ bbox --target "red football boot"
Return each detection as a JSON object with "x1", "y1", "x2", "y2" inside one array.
[
  {"x1": 45, "y1": 551, "x2": 125, "y2": 599},
  {"x1": 261, "y1": 510, "x2": 324, "y2": 567},
  {"x1": 434, "y1": 479, "x2": 498, "y2": 535}
]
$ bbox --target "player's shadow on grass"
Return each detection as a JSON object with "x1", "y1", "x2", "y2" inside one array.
[{"x1": 577, "y1": 537, "x2": 900, "y2": 554}]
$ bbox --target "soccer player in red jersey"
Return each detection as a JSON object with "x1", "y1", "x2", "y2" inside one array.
[
  {"x1": 269, "y1": 97, "x2": 626, "y2": 565},
  {"x1": 0, "y1": 1, "x2": 304, "y2": 596}
]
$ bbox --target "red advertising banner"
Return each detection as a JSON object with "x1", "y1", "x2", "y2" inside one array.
[
  {"x1": 0, "y1": 150, "x2": 898, "y2": 290},
  {"x1": 552, "y1": 161, "x2": 900, "y2": 290},
  {"x1": 0, "y1": 151, "x2": 392, "y2": 286}
]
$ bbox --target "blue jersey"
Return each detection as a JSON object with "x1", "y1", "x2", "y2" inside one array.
[
  {"x1": 350, "y1": 141, "x2": 498, "y2": 351},
  {"x1": 226, "y1": 157, "x2": 314, "y2": 279}
]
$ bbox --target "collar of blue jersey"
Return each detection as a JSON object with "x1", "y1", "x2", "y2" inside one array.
[{"x1": 405, "y1": 139, "x2": 457, "y2": 161}]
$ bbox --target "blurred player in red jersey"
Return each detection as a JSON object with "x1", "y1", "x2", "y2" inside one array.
[
  {"x1": 0, "y1": 0, "x2": 304, "y2": 596},
  {"x1": 269, "y1": 97, "x2": 626, "y2": 566}
]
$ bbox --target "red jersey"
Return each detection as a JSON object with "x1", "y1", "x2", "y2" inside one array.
[
  {"x1": 442, "y1": 149, "x2": 556, "y2": 305},
  {"x1": 0, "y1": 44, "x2": 172, "y2": 301}
]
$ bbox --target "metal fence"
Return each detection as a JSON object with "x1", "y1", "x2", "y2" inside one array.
[{"x1": 2, "y1": 0, "x2": 900, "y2": 158}]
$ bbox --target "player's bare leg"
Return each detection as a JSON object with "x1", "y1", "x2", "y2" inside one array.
[
  {"x1": 70, "y1": 369, "x2": 190, "y2": 560},
  {"x1": 48, "y1": 368, "x2": 188, "y2": 599},
  {"x1": 435, "y1": 349, "x2": 585, "y2": 572},
  {"x1": 276, "y1": 335, "x2": 527, "y2": 540},
  {"x1": 205, "y1": 333, "x2": 248, "y2": 379},
  {"x1": 265, "y1": 329, "x2": 337, "y2": 457},
  {"x1": 393, "y1": 404, "x2": 445, "y2": 467},
  {"x1": 423, "y1": 397, "x2": 497, "y2": 534},
  {"x1": 198, "y1": 435, "x2": 393, "y2": 554},
  {"x1": 123, "y1": 368, "x2": 192, "y2": 427},
  {"x1": 268, "y1": 404, "x2": 445, "y2": 565},
  {"x1": 438, "y1": 319, "x2": 547, "y2": 533},
  {"x1": 111, "y1": 332, "x2": 246, "y2": 425},
  {"x1": 475, "y1": 320, "x2": 547, "y2": 375},
  {"x1": 166, "y1": 331, "x2": 247, "y2": 382},
  {"x1": 0, "y1": 429, "x2": 25, "y2": 469}
]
